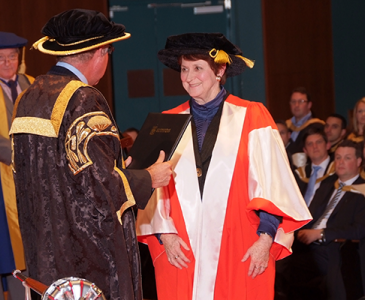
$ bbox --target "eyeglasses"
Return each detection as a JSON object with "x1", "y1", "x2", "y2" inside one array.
[
  {"x1": 107, "y1": 45, "x2": 114, "y2": 55},
  {"x1": 0, "y1": 54, "x2": 18, "y2": 64},
  {"x1": 102, "y1": 45, "x2": 115, "y2": 56},
  {"x1": 290, "y1": 99, "x2": 308, "y2": 105}
]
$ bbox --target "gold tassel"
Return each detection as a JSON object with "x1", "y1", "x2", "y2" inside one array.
[
  {"x1": 236, "y1": 55, "x2": 255, "y2": 69},
  {"x1": 209, "y1": 48, "x2": 232, "y2": 64},
  {"x1": 18, "y1": 46, "x2": 26, "y2": 74}
]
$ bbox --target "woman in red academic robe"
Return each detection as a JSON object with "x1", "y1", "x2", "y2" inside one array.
[{"x1": 137, "y1": 33, "x2": 312, "y2": 300}]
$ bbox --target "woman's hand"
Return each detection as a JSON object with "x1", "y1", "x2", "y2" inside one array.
[
  {"x1": 242, "y1": 233, "x2": 273, "y2": 278},
  {"x1": 160, "y1": 233, "x2": 191, "y2": 269}
]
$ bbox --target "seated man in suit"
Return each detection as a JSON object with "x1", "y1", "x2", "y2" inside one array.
[
  {"x1": 294, "y1": 127, "x2": 334, "y2": 205},
  {"x1": 324, "y1": 113, "x2": 347, "y2": 160},
  {"x1": 286, "y1": 87, "x2": 325, "y2": 167},
  {"x1": 287, "y1": 140, "x2": 365, "y2": 300}
]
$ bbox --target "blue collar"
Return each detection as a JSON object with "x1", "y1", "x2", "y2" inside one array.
[{"x1": 56, "y1": 62, "x2": 88, "y2": 84}]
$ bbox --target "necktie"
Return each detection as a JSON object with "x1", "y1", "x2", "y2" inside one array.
[
  {"x1": 8, "y1": 80, "x2": 18, "y2": 103},
  {"x1": 304, "y1": 165, "x2": 321, "y2": 205},
  {"x1": 312, "y1": 182, "x2": 345, "y2": 229}
]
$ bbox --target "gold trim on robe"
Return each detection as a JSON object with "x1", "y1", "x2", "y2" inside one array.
[
  {"x1": 286, "y1": 118, "x2": 325, "y2": 132},
  {"x1": 295, "y1": 161, "x2": 336, "y2": 184},
  {"x1": 10, "y1": 80, "x2": 89, "y2": 137},
  {"x1": 347, "y1": 132, "x2": 364, "y2": 143},
  {"x1": 0, "y1": 83, "x2": 26, "y2": 270}
]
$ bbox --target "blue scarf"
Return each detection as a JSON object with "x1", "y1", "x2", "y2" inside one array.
[{"x1": 190, "y1": 87, "x2": 226, "y2": 150}]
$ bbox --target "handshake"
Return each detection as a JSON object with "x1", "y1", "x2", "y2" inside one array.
[{"x1": 125, "y1": 150, "x2": 173, "y2": 189}]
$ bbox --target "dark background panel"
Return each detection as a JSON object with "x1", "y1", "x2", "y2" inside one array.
[
  {"x1": 2, "y1": 0, "x2": 365, "y2": 132},
  {"x1": 262, "y1": 0, "x2": 335, "y2": 121}
]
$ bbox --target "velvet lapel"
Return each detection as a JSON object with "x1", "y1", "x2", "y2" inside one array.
[{"x1": 191, "y1": 95, "x2": 226, "y2": 197}]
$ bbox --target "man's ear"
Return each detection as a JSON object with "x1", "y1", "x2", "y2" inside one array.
[
  {"x1": 357, "y1": 157, "x2": 362, "y2": 168},
  {"x1": 340, "y1": 129, "x2": 347, "y2": 139}
]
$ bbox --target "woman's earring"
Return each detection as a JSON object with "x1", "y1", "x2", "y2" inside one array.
[{"x1": 216, "y1": 76, "x2": 221, "y2": 82}]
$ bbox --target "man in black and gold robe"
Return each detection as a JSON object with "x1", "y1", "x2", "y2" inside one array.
[{"x1": 9, "y1": 9, "x2": 172, "y2": 300}]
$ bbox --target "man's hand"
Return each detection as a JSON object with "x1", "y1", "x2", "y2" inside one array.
[
  {"x1": 242, "y1": 233, "x2": 272, "y2": 278},
  {"x1": 146, "y1": 151, "x2": 172, "y2": 188},
  {"x1": 161, "y1": 233, "x2": 190, "y2": 269},
  {"x1": 297, "y1": 229, "x2": 322, "y2": 245}
]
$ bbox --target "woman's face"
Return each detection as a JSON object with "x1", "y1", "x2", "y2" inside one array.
[
  {"x1": 356, "y1": 102, "x2": 365, "y2": 128},
  {"x1": 180, "y1": 58, "x2": 223, "y2": 105}
]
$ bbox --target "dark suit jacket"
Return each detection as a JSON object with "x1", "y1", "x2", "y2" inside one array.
[
  {"x1": 296, "y1": 175, "x2": 365, "y2": 299},
  {"x1": 306, "y1": 176, "x2": 365, "y2": 242},
  {"x1": 287, "y1": 121, "x2": 324, "y2": 155}
]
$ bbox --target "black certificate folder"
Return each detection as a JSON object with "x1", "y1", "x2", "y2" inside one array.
[{"x1": 127, "y1": 113, "x2": 192, "y2": 169}]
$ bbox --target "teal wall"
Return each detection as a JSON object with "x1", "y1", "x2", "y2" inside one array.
[
  {"x1": 109, "y1": 0, "x2": 266, "y2": 130},
  {"x1": 109, "y1": 0, "x2": 365, "y2": 127},
  {"x1": 331, "y1": 1, "x2": 365, "y2": 119},
  {"x1": 230, "y1": 0, "x2": 266, "y2": 104}
]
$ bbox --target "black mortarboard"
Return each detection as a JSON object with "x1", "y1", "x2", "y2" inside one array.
[
  {"x1": 158, "y1": 32, "x2": 254, "y2": 77},
  {"x1": 32, "y1": 9, "x2": 130, "y2": 55}
]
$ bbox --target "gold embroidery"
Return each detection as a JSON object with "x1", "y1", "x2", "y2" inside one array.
[
  {"x1": 65, "y1": 111, "x2": 119, "y2": 175},
  {"x1": 54, "y1": 35, "x2": 104, "y2": 46},
  {"x1": 114, "y1": 161, "x2": 136, "y2": 225},
  {"x1": 87, "y1": 115, "x2": 112, "y2": 131},
  {"x1": 10, "y1": 117, "x2": 58, "y2": 137}
]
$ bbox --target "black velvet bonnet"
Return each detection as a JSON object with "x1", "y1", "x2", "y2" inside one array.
[
  {"x1": 157, "y1": 33, "x2": 254, "y2": 77},
  {"x1": 32, "y1": 9, "x2": 130, "y2": 55}
]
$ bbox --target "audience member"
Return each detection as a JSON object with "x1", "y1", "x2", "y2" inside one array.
[
  {"x1": 286, "y1": 87, "x2": 325, "y2": 167},
  {"x1": 275, "y1": 119, "x2": 292, "y2": 148},
  {"x1": 120, "y1": 127, "x2": 139, "y2": 158},
  {"x1": 123, "y1": 127, "x2": 139, "y2": 142},
  {"x1": 294, "y1": 128, "x2": 334, "y2": 205},
  {"x1": 348, "y1": 97, "x2": 365, "y2": 143},
  {"x1": 287, "y1": 140, "x2": 365, "y2": 299},
  {"x1": 324, "y1": 113, "x2": 347, "y2": 160},
  {"x1": 275, "y1": 119, "x2": 294, "y2": 169},
  {"x1": 0, "y1": 31, "x2": 34, "y2": 299}
]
